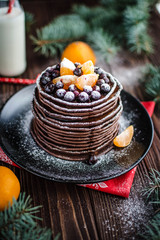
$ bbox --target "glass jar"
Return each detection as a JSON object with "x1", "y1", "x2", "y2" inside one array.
[{"x1": 0, "y1": 0, "x2": 26, "y2": 76}]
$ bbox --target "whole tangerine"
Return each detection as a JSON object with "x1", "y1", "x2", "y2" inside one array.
[
  {"x1": 0, "y1": 166, "x2": 20, "y2": 211},
  {"x1": 61, "y1": 41, "x2": 96, "y2": 65}
]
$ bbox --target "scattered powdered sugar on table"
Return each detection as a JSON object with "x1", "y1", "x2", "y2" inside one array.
[{"x1": 101, "y1": 179, "x2": 154, "y2": 239}]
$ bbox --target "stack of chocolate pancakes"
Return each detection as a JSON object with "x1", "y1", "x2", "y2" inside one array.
[{"x1": 31, "y1": 67, "x2": 123, "y2": 162}]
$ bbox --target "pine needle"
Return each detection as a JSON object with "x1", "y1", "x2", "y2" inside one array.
[
  {"x1": 143, "y1": 169, "x2": 160, "y2": 201},
  {"x1": 123, "y1": 1, "x2": 153, "y2": 55},
  {"x1": 0, "y1": 193, "x2": 52, "y2": 240},
  {"x1": 25, "y1": 12, "x2": 35, "y2": 33},
  {"x1": 86, "y1": 29, "x2": 119, "y2": 63},
  {"x1": 140, "y1": 169, "x2": 160, "y2": 239},
  {"x1": 140, "y1": 213, "x2": 160, "y2": 240},
  {"x1": 30, "y1": 0, "x2": 156, "y2": 59},
  {"x1": 72, "y1": 4, "x2": 119, "y2": 28},
  {"x1": 140, "y1": 64, "x2": 160, "y2": 105},
  {"x1": 31, "y1": 14, "x2": 88, "y2": 57}
]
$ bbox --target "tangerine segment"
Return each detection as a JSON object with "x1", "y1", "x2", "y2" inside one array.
[
  {"x1": 60, "y1": 67, "x2": 74, "y2": 76},
  {"x1": 60, "y1": 58, "x2": 75, "y2": 76},
  {"x1": 53, "y1": 75, "x2": 78, "y2": 90},
  {"x1": 113, "y1": 125, "x2": 134, "y2": 147},
  {"x1": 81, "y1": 60, "x2": 94, "y2": 74},
  {"x1": 76, "y1": 74, "x2": 99, "y2": 91}
]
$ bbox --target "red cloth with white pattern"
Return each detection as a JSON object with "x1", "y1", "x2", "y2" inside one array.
[{"x1": 0, "y1": 77, "x2": 155, "y2": 197}]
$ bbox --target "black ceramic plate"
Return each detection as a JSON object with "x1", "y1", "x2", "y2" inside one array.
[{"x1": 0, "y1": 85, "x2": 153, "y2": 183}]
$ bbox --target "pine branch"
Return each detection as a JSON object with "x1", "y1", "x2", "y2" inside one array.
[
  {"x1": 145, "y1": 78, "x2": 160, "y2": 103},
  {"x1": 25, "y1": 12, "x2": 35, "y2": 33},
  {"x1": 86, "y1": 29, "x2": 119, "y2": 63},
  {"x1": 30, "y1": 0, "x2": 156, "y2": 59},
  {"x1": 100, "y1": 0, "x2": 137, "y2": 11},
  {"x1": 72, "y1": 4, "x2": 119, "y2": 28},
  {"x1": 141, "y1": 64, "x2": 160, "y2": 105},
  {"x1": 0, "y1": 193, "x2": 52, "y2": 240},
  {"x1": 31, "y1": 14, "x2": 88, "y2": 57},
  {"x1": 143, "y1": 63, "x2": 160, "y2": 79},
  {"x1": 123, "y1": 1, "x2": 153, "y2": 55},
  {"x1": 126, "y1": 24, "x2": 153, "y2": 55},
  {"x1": 143, "y1": 169, "x2": 160, "y2": 200},
  {"x1": 140, "y1": 169, "x2": 160, "y2": 239},
  {"x1": 140, "y1": 213, "x2": 160, "y2": 240}
]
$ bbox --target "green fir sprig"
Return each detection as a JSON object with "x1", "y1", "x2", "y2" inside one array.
[
  {"x1": 140, "y1": 169, "x2": 160, "y2": 239},
  {"x1": 141, "y1": 64, "x2": 160, "y2": 106},
  {"x1": 143, "y1": 169, "x2": 160, "y2": 201},
  {"x1": 86, "y1": 29, "x2": 119, "y2": 63},
  {"x1": 25, "y1": 12, "x2": 35, "y2": 33},
  {"x1": 123, "y1": 1, "x2": 153, "y2": 55},
  {"x1": 31, "y1": 0, "x2": 157, "y2": 61},
  {"x1": 141, "y1": 214, "x2": 160, "y2": 240},
  {"x1": 31, "y1": 14, "x2": 88, "y2": 57},
  {"x1": 0, "y1": 193, "x2": 53, "y2": 240}
]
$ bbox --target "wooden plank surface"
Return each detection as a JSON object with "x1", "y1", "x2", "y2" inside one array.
[{"x1": 0, "y1": 1, "x2": 160, "y2": 240}]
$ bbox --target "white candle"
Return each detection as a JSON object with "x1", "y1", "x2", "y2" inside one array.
[{"x1": 0, "y1": 7, "x2": 26, "y2": 76}]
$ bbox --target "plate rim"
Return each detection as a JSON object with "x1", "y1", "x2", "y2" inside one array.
[{"x1": 0, "y1": 85, "x2": 154, "y2": 183}]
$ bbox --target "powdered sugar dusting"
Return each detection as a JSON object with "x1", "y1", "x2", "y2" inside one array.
[
  {"x1": 5, "y1": 102, "x2": 145, "y2": 183},
  {"x1": 0, "y1": 84, "x2": 151, "y2": 183},
  {"x1": 101, "y1": 179, "x2": 154, "y2": 239}
]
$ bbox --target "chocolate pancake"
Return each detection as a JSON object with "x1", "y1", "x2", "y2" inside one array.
[{"x1": 31, "y1": 67, "x2": 123, "y2": 162}]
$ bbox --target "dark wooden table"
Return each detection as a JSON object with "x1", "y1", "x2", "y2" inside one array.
[{"x1": 0, "y1": 1, "x2": 160, "y2": 239}]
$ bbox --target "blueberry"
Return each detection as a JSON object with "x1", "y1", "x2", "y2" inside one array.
[
  {"x1": 68, "y1": 84, "x2": 77, "y2": 92},
  {"x1": 91, "y1": 91, "x2": 101, "y2": 100},
  {"x1": 55, "y1": 81, "x2": 64, "y2": 89},
  {"x1": 78, "y1": 92, "x2": 89, "y2": 103},
  {"x1": 51, "y1": 70, "x2": 60, "y2": 79},
  {"x1": 93, "y1": 85, "x2": 100, "y2": 92},
  {"x1": 73, "y1": 67, "x2": 82, "y2": 76},
  {"x1": 64, "y1": 91, "x2": 75, "y2": 102},
  {"x1": 104, "y1": 77, "x2": 109, "y2": 83},
  {"x1": 87, "y1": 155, "x2": 98, "y2": 165},
  {"x1": 55, "y1": 63, "x2": 60, "y2": 70},
  {"x1": 99, "y1": 73, "x2": 106, "y2": 79},
  {"x1": 83, "y1": 85, "x2": 92, "y2": 95},
  {"x1": 101, "y1": 83, "x2": 111, "y2": 93},
  {"x1": 44, "y1": 82, "x2": 55, "y2": 94},
  {"x1": 40, "y1": 76, "x2": 51, "y2": 86},
  {"x1": 74, "y1": 62, "x2": 81, "y2": 67},
  {"x1": 74, "y1": 90, "x2": 80, "y2": 98},
  {"x1": 97, "y1": 79, "x2": 105, "y2": 86},
  {"x1": 42, "y1": 71, "x2": 50, "y2": 77},
  {"x1": 56, "y1": 88, "x2": 66, "y2": 99},
  {"x1": 94, "y1": 67, "x2": 103, "y2": 75},
  {"x1": 46, "y1": 67, "x2": 55, "y2": 74}
]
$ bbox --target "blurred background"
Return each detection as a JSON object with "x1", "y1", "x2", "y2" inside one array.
[{"x1": 0, "y1": 0, "x2": 160, "y2": 108}]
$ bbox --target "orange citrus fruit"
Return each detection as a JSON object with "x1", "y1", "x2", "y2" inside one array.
[
  {"x1": 61, "y1": 41, "x2": 96, "y2": 65},
  {"x1": 60, "y1": 58, "x2": 75, "y2": 76},
  {"x1": 53, "y1": 75, "x2": 78, "y2": 90},
  {"x1": 76, "y1": 74, "x2": 99, "y2": 91},
  {"x1": 113, "y1": 125, "x2": 134, "y2": 147},
  {"x1": 81, "y1": 60, "x2": 94, "y2": 74},
  {"x1": 0, "y1": 166, "x2": 20, "y2": 211}
]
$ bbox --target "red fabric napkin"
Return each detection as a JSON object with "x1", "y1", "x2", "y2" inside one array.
[{"x1": 0, "y1": 77, "x2": 155, "y2": 197}]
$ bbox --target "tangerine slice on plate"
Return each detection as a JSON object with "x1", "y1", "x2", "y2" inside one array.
[
  {"x1": 81, "y1": 60, "x2": 94, "y2": 74},
  {"x1": 60, "y1": 58, "x2": 75, "y2": 76},
  {"x1": 113, "y1": 125, "x2": 134, "y2": 147},
  {"x1": 53, "y1": 75, "x2": 78, "y2": 90},
  {"x1": 75, "y1": 74, "x2": 99, "y2": 91}
]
